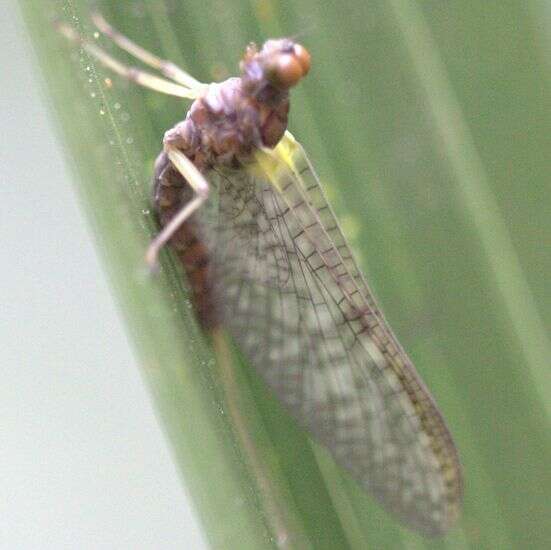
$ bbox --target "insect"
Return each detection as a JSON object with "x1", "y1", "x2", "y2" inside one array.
[{"x1": 58, "y1": 12, "x2": 462, "y2": 537}]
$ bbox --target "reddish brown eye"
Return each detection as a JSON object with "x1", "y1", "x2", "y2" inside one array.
[
  {"x1": 293, "y1": 44, "x2": 311, "y2": 76},
  {"x1": 274, "y1": 54, "x2": 304, "y2": 88}
]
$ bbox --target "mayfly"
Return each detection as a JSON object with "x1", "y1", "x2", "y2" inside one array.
[{"x1": 58, "y1": 13, "x2": 462, "y2": 536}]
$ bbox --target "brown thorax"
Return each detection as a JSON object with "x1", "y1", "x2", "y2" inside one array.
[{"x1": 163, "y1": 39, "x2": 311, "y2": 169}]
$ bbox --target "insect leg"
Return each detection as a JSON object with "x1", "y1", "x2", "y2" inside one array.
[
  {"x1": 146, "y1": 145, "x2": 210, "y2": 269},
  {"x1": 56, "y1": 22, "x2": 200, "y2": 99},
  {"x1": 91, "y1": 12, "x2": 206, "y2": 91}
]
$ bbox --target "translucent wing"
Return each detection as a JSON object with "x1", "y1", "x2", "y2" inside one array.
[{"x1": 204, "y1": 131, "x2": 462, "y2": 536}]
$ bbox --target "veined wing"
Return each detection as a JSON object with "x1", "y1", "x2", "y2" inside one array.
[{"x1": 206, "y1": 132, "x2": 462, "y2": 536}]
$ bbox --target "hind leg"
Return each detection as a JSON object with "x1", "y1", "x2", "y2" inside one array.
[{"x1": 146, "y1": 146, "x2": 210, "y2": 269}]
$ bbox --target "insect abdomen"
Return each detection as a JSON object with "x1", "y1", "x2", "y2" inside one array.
[{"x1": 152, "y1": 152, "x2": 220, "y2": 329}]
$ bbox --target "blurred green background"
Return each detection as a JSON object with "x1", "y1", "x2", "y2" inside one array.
[{"x1": 18, "y1": 0, "x2": 550, "y2": 548}]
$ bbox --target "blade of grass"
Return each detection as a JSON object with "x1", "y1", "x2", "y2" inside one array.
[
  {"x1": 18, "y1": 2, "x2": 291, "y2": 548},
  {"x1": 388, "y1": 0, "x2": 551, "y2": 419},
  {"x1": 18, "y1": 1, "x2": 349, "y2": 548}
]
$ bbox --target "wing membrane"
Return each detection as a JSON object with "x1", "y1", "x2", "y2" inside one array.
[{"x1": 204, "y1": 132, "x2": 462, "y2": 535}]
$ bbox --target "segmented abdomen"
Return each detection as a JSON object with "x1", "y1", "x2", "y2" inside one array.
[{"x1": 152, "y1": 152, "x2": 220, "y2": 329}]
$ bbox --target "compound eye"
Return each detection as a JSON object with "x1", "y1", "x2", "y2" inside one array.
[
  {"x1": 267, "y1": 43, "x2": 311, "y2": 89},
  {"x1": 292, "y1": 44, "x2": 311, "y2": 76},
  {"x1": 272, "y1": 54, "x2": 303, "y2": 87}
]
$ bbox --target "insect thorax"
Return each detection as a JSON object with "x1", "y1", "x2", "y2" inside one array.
[{"x1": 163, "y1": 77, "x2": 290, "y2": 170}]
